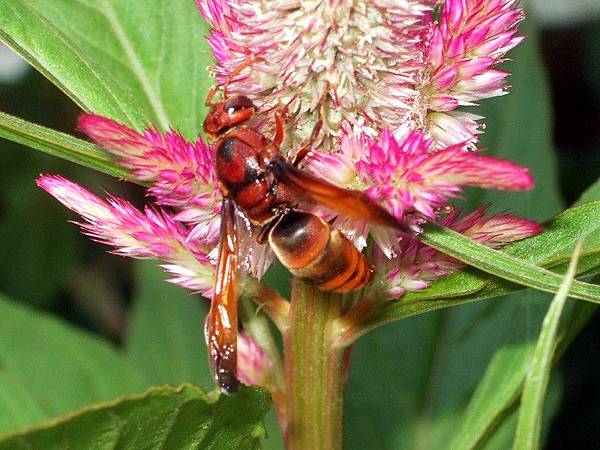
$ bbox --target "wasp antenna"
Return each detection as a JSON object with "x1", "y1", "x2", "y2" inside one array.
[
  {"x1": 223, "y1": 55, "x2": 258, "y2": 99},
  {"x1": 205, "y1": 84, "x2": 219, "y2": 107}
]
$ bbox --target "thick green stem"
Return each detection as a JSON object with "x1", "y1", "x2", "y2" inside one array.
[{"x1": 284, "y1": 279, "x2": 346, "y2": 449}]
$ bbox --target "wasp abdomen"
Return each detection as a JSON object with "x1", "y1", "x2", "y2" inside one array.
[{"x1": 269, "y1": 211, "x2": 374, "y2": 293}]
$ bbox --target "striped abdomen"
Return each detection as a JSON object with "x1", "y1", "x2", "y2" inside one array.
[{"x1": 269, "y1": 211, "x2": 374, "y2": 293}]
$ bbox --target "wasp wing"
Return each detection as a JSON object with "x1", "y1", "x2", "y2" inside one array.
[
  {"x1": 206, "y1": 198, "x2": 240, "y2": 394},
  {"x1": 234, "y1": 209, "x2": 275, "y2": 280},
  {"x1": 273, "y1": 158, "x2": 410, "y2": 232}
]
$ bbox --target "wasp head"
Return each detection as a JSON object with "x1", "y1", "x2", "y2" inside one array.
[{"x1": 204, "y1": 95, "x2": 257, "y2": 142}]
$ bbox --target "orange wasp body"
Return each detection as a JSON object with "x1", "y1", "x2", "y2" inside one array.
[{"x1": 204, "y1": 89, "x2": 406, "y2": 393}]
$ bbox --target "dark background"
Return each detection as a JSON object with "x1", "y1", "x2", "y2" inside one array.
[
  {"x1": 539, "y1": 17, "x2": 600, "y2": 450},
  {"x1": 0, "y1": 4, "x2": 599, "y2": 448}
]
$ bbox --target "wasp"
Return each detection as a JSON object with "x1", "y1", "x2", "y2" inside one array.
[{"x1": 203, "y1": 67, "x2": 407, "y2": 394}]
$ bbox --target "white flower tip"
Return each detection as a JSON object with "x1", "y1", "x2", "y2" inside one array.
[{"x1": 36, "y1": 173, "x2": 62, "y2": 190}]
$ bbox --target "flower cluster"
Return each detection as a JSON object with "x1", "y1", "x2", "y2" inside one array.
[
  {"x1": 383, "y1": 207, "x2": 542, "y2": 297},
  {"x1": 306, "y1": 126, "x2": 535, "y2": 261},
  {"x1": 39, "y1": 1, "x2": 539, "y2": 307},
  {"x1": 79, "y1": 115, "x2": 222, "y2": 244},
  {"x1": 198, "y1": 0, "x2": 524, "y2": 152},
  {"x1": 193, "y1": 0, "x2": 538, "y2": 296},
  {"x1": 37, "y1": 174, "x2": 214, "y2": 294}
]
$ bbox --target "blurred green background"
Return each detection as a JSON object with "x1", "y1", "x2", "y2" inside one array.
[{"x1": 0, "y1": 2, "x2": 599, "y2": 449}]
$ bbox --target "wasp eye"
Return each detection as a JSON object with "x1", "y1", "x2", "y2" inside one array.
[{"x1": 224, "y1": 96, "x2": 256, "y2": 113}]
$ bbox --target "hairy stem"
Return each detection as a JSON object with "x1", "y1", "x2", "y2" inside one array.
[{"x1": 284, "y1": 279, "x2": 346, "y2": 449}]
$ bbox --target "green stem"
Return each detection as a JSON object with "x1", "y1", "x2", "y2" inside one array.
[{"x1": 284, "y1": 280, "x2": 345, "y2": 449}]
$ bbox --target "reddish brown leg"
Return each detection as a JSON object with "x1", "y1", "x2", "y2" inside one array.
[
  {"x1": 273, "y1": 109, "x2": 286, "y2": 147},
  {"x1": 292, "y1": 113, "x2": 323, "y2": 167},
  {"x1": 205, "y1": 55, "x2": 258, "y2": 106},
  {"x1": 205, "y1": 85, "x2": 219, "y2": 107},
  {"x1": 291, "y1": 118, "x2": 323, "y2": 166},
  {"x1": 223, "y1": 55, "x2": 257, "y2": 99}
]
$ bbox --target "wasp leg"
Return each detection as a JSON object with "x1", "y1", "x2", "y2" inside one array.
[
  {"x1": 205, "y1": 55, "x2": 259, "y2": 106},
  {"x1": 272, "y1": 109, "x2": 286, "y2": 147},
  {"x1": 223, "y1": 55, "x2": 257, "y2": 99}
]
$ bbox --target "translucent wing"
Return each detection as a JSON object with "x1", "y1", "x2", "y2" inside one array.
[
  {"x1": 235, "y1": 208, "x2": 275, "y2": 280},
  {"x1": 206, "y1": 198, "x2": 239, "y2": 394},
  {"x1": 272, "y1": 158, "x2": 410, "y2": 232}
]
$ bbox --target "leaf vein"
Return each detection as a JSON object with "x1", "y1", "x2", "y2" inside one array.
[{"x1": 96, "y1": 0, "x2": 170, "y2": 129}]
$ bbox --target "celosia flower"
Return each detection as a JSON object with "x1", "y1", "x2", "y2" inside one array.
[
  {"x1": 422, "y1": 0, "x2": 525, "y2": 148},
  {"x1": 197, "y1": 0, "x2": 523, "y2": 151},
  {"x1": 237, "y1": 332, "x2": 274, "y2": 387},
  {"x1": 197, "y1": 0, "x2": 431, "y2": 152},
  {"x1": 37, "y1": 175, "x2": 214, "y2": 294},
  {"x1": 79, "y1": 114, "x2": 222, "y2": 244},
  {"x1": 306, "y1": 126, "x2": 534, "y2": 256},
  {"x1": 383, "y1": 207, "x2": 543, "y2": 297}
]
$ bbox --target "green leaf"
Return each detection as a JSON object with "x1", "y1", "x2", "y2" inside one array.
[
  {"x1": 474, "y1": 377, "x2": 561, "y2": 450},
  {"x1": 0, "y1": 294, "x2": 147, "y2": 434},
  {"x1": 360, "y1": 202, "x2": 600, "y2": 332},
  {"x1": 513, "y1": 237, "x2": 587, "y2": 450},
  {"x1": 447, "y1": 289, "x2": 598, "y2": 450},
  {"x1": 419, "y1": 221, "x2": 600, "y2": 302},
  {"x1": 576, "y1": 177, "x2": 600, "y2": 206},
  {"x1": 125, "y1": 261, "x2": 214, "y2": 390},
  {"x1": 0, "y1": 1, "x2": 143, "y2": 128},
  {"x1": 345, "y1": 292, "x2": 549, "y2": 449},
  {"x1": 0, "y1": 384, "x2": 271, "y2": 450},
  {"x1": 0, "y1": 111, "x2": 135, "y2": 181},
  {"x1": 0, "y1": 0, "x2": 213, "y2": 137},
  {"x1": 446, "y1": 340, "x2": 532, "y2": 450},
  {"x1": 436, "y1": 13, "x2": 583, "y2": 450}
]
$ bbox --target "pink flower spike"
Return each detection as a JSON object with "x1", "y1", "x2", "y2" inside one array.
[
  {"x1": 37, "y1": 175, "x2": 214, "y2": 296},
  {"x1": 419, "y1": 148, "x2": 534, "y2": 192},
  {"x1": 197, "y1": 0, "x2": 433, "y2": 152},
  {"x1": 384, "y1": 207, "x2": 542, "y2": 298},
  {"x1": 421, "y1": 0, "x2": 525, "y2": 148},
  {"x1": 448, "y1": 207, "x2": 543, "y2": 248},
  {"x1": 237, "y1": 332, "x2": 274, "y2": 387},
  {"x1": 79, "y1": 114, "x2": 218, "y2": 200},
  {"x1": 79, "y1": 114, "x2": 222, "y2": 245},
  {"x1": 78, "y1": 114, "x2": 148, "y2": 159},
  {"x1": 353, "y1": 129, "x2": 534, "y2": 221}
]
